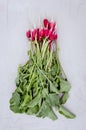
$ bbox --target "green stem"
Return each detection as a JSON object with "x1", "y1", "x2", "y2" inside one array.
[
  {"x1": 45, "y1": 49, "x2": 53, "y2": 70},
  {"x1": 34, "y1": 61, "x2": 59, "y2": 94},
  {"x1": 27, "y1": 65, "x2": 35, "y2": 92}
]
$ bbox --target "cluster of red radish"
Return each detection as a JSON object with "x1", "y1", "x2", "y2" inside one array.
[{"x1": 26, "y1": 19, "x2": 58, "y2": 45}]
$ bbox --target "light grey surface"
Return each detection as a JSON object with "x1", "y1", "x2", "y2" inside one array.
[{"x1": 0, "y1": 0, "x2": 86, "y2": 130}]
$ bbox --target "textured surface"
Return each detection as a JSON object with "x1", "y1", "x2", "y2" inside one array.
[{"x1": 0, "y1": 0, "x2": 86, "y2": 130}]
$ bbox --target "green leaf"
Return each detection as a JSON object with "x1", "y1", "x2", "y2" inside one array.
[
  {"x1": 10, "y1": 105, "x2": 21, "y2": 113},
  {"x1": 60, "y1": 80, "x2": 70, "y2": 92},
  {"x1": 60, "y1": 92, "x2": 69, "y2": 104},
  {"x1": 10, "y1": 91, "x2": 21, "y2": 113},
  {"x1": 28, "y1": 93, "x2": 41, "y2": 108},
  {"x1": 35, "y1": 65, "x2": 59, "y2": 94},
  {"x1": 42, "y1": 88, "x2": 48, "y2": 97},
  {"x1": 16, "y1": 87, "x2": 23, "y2": 94},
  {"x1": 15, "y1": 77, "x2": 20, "y2": 86},
  {"x1": 51, "y1": 64, "x2": 58, "y2": 76},
  {"x1": 20, "y1": 93, "x2": 31, "y2": 107},
  {"x1": 46, "y1": 93, "x2": 59, "y2": 107},
  {"x1": 58, "y1": 106, "x2": 76, "y2": 119},
  {"x1": 10, "y1": 91, "x2": 20, "y2": 106},
  {"x1": 27, "y1": 105, "x2": 39, "y2": 115},
  {"x1": 26, "y1": 68, "x2": 35, "y2": 92},
  {"x1": 33, "y1": 85, "x2": 40, "y2": 97},
  {"x1": 50, "y1": 82, "x2": 59, "y2": 94},
  {"x1": 36, "y1": 101, "x2": 57, "y2": 120}
]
